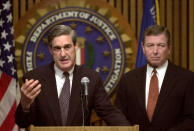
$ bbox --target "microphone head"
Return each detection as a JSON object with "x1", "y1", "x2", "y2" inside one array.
[{"x1": 81, "y1": 77, "x2": 90, "y2": 84}]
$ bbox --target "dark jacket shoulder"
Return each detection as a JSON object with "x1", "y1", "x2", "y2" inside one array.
[{"x1": 23, "y1": 62, "x2": 54, "y2": 81}]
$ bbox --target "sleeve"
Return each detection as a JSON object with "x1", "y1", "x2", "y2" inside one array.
[
  {"x1": 167, "y1": 73, "x2": 194, "y2": 131},
  {"x1": 15, "y1": 102, "x2": 37, "y2": 128},
  {"x1": 93, "y1": 72, "x2": 130, "y2": 126},
  {"x1": 14, "y1": 72, "x2": 37, "y2": 128},
  {"x1": 114, "y1": 75, "x2": 130, "y2": 120}
]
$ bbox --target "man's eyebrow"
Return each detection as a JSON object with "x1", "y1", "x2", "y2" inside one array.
[{"x1": 53, "y1": 44, "x2": 72, "y2": 47}]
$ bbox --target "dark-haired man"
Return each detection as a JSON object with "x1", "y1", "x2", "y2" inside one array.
[
  {"x1": 15, "y1": 25, "x2": 130, "y2": 127},
  {"x1": 115, "y1": 25, "x2": 194, "y2": 131}
]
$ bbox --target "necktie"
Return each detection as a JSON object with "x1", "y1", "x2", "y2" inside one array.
[
  {"x1": 59, "y1": 72, "x2": 70, "y2": 125},
  {"x1": 147, "y1": 68, "x2": 159, "y2": 121}
]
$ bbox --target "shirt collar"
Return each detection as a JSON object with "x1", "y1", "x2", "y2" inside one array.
[
  {"x1": 147, "y1": 60, "x2": 168, "y2": 77},
  {"x1": 54, "y1": 64, "x2": 74, "y2": 78}
]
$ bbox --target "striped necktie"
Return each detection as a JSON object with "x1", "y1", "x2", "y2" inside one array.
[{"x1": 59, "y1": 72, "x2": 70, "y2": 125}]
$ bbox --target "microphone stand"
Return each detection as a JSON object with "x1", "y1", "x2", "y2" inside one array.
[
  {"x1": 81, "y1": 91, "x2": 85, "y2": 126},
  {"x1": 81, "y1": 86, "x2": 89, "y2": 126}
]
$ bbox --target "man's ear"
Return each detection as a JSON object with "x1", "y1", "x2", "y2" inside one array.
[
  {"x1": 75, "y1": 43, "x2": 78, "y2": 50},
  {"x1": 49, "y1": 46, "x2": 53, "y2": 55},
  {"x1": 168, "y1": 43, "x2": 172, "y2": 54},
  {"x1": 169, "y1": 43, "x2": 172, "y2": 50}
]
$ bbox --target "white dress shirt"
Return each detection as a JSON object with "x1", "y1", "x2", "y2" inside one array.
[
  {"x1": 145, "y1": 60, "x2": 168, "y2": 109},
  {"x1": 54, "y1": 64, "x2": 74, "y2": 97}
]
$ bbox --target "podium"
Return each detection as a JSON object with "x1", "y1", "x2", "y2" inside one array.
[{"x1": 28, "y1": 125, "x2": 139, "y2": 131}]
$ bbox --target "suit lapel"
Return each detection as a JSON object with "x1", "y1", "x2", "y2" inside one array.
[
  {"x1": 66, "y1": 65, "x2": 82, "y2": 125},
  {"x1": 43, "y1": 62, "x2": 62, "y2": 125},
  {"x1": 152, "y1": 62, "x2": 177, "y2": 120},
  {"x1": 136, "y1": 66, "x2": 149, "y2": 119}
]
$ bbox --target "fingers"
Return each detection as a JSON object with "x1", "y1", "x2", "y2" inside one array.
[
  {"x1": 22, "y1": 79, "x2": 39, "y2": 93},
  {"x1": 30, "y1": 83, "x2": 41, "y2": 99},
  {"x1": 20, "y1": 79, "x2": 42, "y2": 107}
]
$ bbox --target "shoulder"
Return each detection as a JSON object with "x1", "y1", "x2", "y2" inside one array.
[
  {"x1": 123, "y1": 65, "x2": 146, "y2": 78},
  {"x1": 166, "y1": 62, "x2": 194, "y2": 86},
  {"x1": 74, "y1": 65, "x2": 101, "y2": 80},
  {"x1": 168, "y1": 62, "x2": 194, "y2": 77},
  {"x1": 75, "y1": 65, "x2": 99, "y2": 75},
  {"x1": 23, "y1": 62, "x2": 54, "y2": 79}
]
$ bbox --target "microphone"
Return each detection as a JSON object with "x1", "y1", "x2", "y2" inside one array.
[
  {"x1": 80, "y1": 77, "x2": 89, "y2": 126},
  {"x1": 81, "y1": 77, "x2": 90, "y2": 96}
]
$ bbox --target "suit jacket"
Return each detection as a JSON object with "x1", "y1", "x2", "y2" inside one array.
[
  {"x1": 15, "y1": 62, "x2": 129, "y2": 128},
  {"x1": 115, "y1": 61, "x2": 194, "y2": 131}
]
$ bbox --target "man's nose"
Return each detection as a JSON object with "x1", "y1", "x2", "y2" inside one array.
[
  {"x1": 153, "y1": 46, "x2": 158, "y2": 53},
  {"x1": 60, "y1": 48, "x2": 66, "y2": 56}
]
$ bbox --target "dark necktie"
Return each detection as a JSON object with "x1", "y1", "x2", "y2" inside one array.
[
  {"x1": 147, "y1": 68, "x2": 159, "y2": 121},
  {"x1": 59, "y1": 72, "x2": 70, "y2": 125}
]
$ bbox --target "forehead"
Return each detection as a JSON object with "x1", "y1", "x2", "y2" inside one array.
[
  {"x1": 144, "y1": 34, "x2": 167, "y2": 43},
  {"x1": 52, "y1": 35, "x2": 73, "y2": 45}
]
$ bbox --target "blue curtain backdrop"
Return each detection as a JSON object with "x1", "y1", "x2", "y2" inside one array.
[{"x1": 135, "y1": 0, "x2": 159, "y2": 68}]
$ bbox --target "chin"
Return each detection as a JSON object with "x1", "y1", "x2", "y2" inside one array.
[{"x1": 149, "y1": 63, "x2": 160, "y2": 67}]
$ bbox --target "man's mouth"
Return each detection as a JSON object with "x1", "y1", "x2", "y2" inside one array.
[
  {"x1": 151, "y1": 57, "x2": 160, "y2": 60},
  {"x1": 60, "y1": 58, "x2": 69, "y2": 63}
]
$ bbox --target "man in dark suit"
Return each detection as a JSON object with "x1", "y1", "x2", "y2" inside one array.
[
  {"x1": 15, "y1": 25, "x2": 130, "y2": 128},
  {"x1": 115, "y1": 25, "x2": 194, "y2": 131}
]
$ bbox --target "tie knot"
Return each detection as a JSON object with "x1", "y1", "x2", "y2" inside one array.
[
  {"x1": 153, "y1": 68, "x2": 157, "y2": 74},
  {"x1": 63, "y1": 72, "x2": 69, "y2": 78}
]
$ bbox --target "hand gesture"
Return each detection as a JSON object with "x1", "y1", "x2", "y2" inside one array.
[{"x1": 20, "y1": 79, "x2": 41, "y2": 111}]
